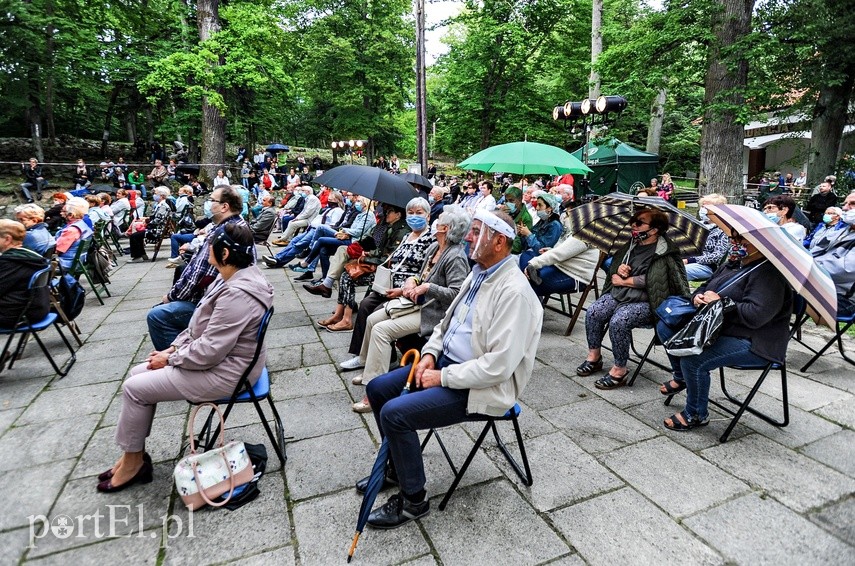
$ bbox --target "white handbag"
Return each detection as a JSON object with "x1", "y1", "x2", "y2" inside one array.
[
  {"x1": 174, "y1": 403, "x2": 254, "y2": 510},
  {"x1": 371, "y1": 265, "x2": 393, "y2": 294}
]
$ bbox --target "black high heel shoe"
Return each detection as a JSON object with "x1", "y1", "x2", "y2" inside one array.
[
  {"x1": 96, "y1": 460, "x2": 154, "y2": 493},
  {"x1": 97, "y1": 452, "x2": 151, "y2": 482}
]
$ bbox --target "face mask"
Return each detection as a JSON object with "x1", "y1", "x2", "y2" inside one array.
[
  {"x1": 537, "y1": 210, "x2": 550, "y2": 221},
  {"x1": 765, "y1": 212, "x2": 780, "y2": 224},
  {"x1": 631, "y1": 230, "x2": 650, "y2": 241},
  {"x1": 354, "y1": 202, "x2": 364, "y2": 212},
  {"x1": 823, "y1": 214, "x2": 834, "y2": 225},
  {"x1": 506, "y1": 202, "x2": 517, "y2": 214},
  {"x1": 406, "y1": 215, "x2": 428, "y2": 231},
  {"x1": 428, "y1": 196, "x2": 435, "y2": 204},
  {"x1": 203, "y1": 200, "x2": 213, "y2": 219},
  {"x1": 727, "y1": 241, "x2": 748, "y2": 262},
  {"x1": 153, "y1": 195, "x2": 161, "y2": 202},
  {"x1": 698, "y1": 207, "x2": 708, "y2": 223},
  {"x1": 430, "y1": 219, "x2": 439, "y2": 236},
  {"x1": 843, "y1": 209, "x2": 855, "y2": 225}
]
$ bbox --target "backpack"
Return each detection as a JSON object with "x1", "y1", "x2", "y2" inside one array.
[
  {"x1": 176, "y1": 208, "x2": 196, "y2": 234},
  {"x1": 87, "y1": 241, "x2": 113, "y2": 285},
  {"x1": 52, "y1": 274, "x2": 86, "y2": 321}
]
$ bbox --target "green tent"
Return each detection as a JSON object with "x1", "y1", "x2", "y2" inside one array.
[{"x1": 570, "y1": 139, "x2": 659, "y2": 196}]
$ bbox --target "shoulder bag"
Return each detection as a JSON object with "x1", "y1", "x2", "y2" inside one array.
[
  {"x1": 344, "y1": 257, "x2": 377, "y2": 279},
  {"x1": 173, "y1": 403, "x2": 254, "y2": 510}
]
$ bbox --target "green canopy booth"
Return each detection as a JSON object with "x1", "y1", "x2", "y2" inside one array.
[{"x1": 571, "y1": 139, "x2": 659, "y2": 196}]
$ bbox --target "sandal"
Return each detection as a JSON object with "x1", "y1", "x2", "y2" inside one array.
[
  {"x1": 594, "y1": 372, "x2": 627, "y2": 390},
  {"x1": 326, "y1": 321, "x2": 354, "y2": 333},
  {"x1": 663, "y1": 411, "x2": 709, "y2": 431},
  {"x1": 318, "y1": 316, "x2": 341, "y2": 328},
  {"x1": 576, "y1": 357, "x2": 604, "y2": 376},
  {"x1": 660, "y1": 379, "x2": 687, "y2": 396}
]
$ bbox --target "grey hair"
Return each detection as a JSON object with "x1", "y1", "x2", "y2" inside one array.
[
  {"x1": 437, "y1": 204, "x2": 471, "y2": 245},
  {"x1": 154, "y1": 186, "x2": 172, "y2": 198},
  {"x1": 406, "y1": 196, "x2": 430, "y2": 216},
  {"x1": 14, "y1": 203, "x2": 45, "y2": 221},
  {"x1": 65, "y1": 197, "x2": 90, "y2": 218},
  {"x1": 826, "y1": 206, "x2": 843, "y2": 216}
]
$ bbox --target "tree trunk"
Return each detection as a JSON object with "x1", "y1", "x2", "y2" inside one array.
[
  {"x1": 45, "y1": 0, "x2": 56, "y2": 142},
  {"x1": 26, "y1": 76, "x2": 45, "y2": 162},
  {"x1": 589, "y1": 0, "x2": 603, "y2": 100},
  {"x1": 101, "y1": 84, "x2": 123, "y2": 158},
  {"x1": 414, "y1": 0, "x2": 428, "y2": 172},
  {"x1": 146, "y1": 107, "x2": 154, "y2": 145},
  {"x1": 698, "y1": 0, "x2": 754, "y2": 199},
  {"x1": 197, "y1": 0, "x2": 225, "y2": 181},
  {"x1": 646, "y1": 87, "x2": 666, "y2": 154},
  {"x1": 807, "y1": 72, "x2": 855, "y2": 187}
]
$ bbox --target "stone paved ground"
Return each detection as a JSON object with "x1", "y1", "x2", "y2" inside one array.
[{"x1": 1, "y1": 247, "x2": 854, "y2": 565}]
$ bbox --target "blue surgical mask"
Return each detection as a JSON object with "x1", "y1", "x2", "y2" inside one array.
[
  {"x1": 153, "y1": 194, "x2": 161, "y2": 202},
  {"x1": 428, "y1": 196, "x2": 435, "y2": 204},
  {"x1": 537, "y1": 210, "x2": 550, "y2": 221},
  {"x1": 203, "y1": 200, "x2": 213, "y2": 218},
  {"x1": 765, "y1": 212, "x2": 780, "y2": 224},
  {"x1": 823, "y1": 213, "x2": 833, "y2": 225},
  {"x1": 506, "y1": 202, "x2": 517, "y2": 214},
  {"x1": 354, "y1": 202, "x2": 364, "y2": 212},
  {"x1": 406, "y1": 215, "x2": 428, "y2": 231}
]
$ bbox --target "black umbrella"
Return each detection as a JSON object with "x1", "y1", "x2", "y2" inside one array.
[
  {"x1": 175, "y1": 163, "x2": 201, "y2": 175},
  {"x1": 266, "y1": 143, "x2": 290, "y2": 153},
  {"x1": 89, "y1": 183, "x2": 116, "y2": 194},
  {"x1": 313, "y1": 165, "x2": 418, "y2": 208},
  {"x1": 399, "y1": 172, "x2": 433, "y2": 190}
]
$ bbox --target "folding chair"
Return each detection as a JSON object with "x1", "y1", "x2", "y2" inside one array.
[
  {"x1": 799, "y1": 312, "x2": 855, "y2": 372},
  {"x1": 542, "y1": 252, "x2": 606, "y2": 336},
  {"x1": 665, "y1": 293, "x2": 806, "y2": 443},
  {"x1": 93, "y1": 221, "x2": 118, "y2": 266},
  {"x1": 149, "y1": 217, "x2": 174, "y2": 262},
  {"x1": 67, "y1": 238, "x2": 108, "y2": 305},
  {"x1": 0, "y1": 267, "x2": 77, "y2": 378},
  {"x1": 48, "y1": 259, "x2": 84, "y2": 347},
  {"x1": 421, "y1": 403, "x2": 532, "y2": 510},
  {"x1": 190, "y1": 307, "x2": 286, "y2": 465}
]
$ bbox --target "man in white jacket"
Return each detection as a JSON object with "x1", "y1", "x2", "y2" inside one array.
[
  {"x1": 360, "y1": 209, "x2": 543, "y2": 529},
  {"x1": 278, "y1": 186, "x2": 320, "y2": 243}
]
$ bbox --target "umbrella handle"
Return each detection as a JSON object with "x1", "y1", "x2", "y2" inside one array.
[
  {"x1": 347, "y1": 532, "x2": 360, "y2": 562},
  {"x1": 402, "y1": 349, "x2": 421, "y2": 391}
]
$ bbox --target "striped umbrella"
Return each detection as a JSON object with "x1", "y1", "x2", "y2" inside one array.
[
  {"x1": 706, "y1": 204, "x2": 837, "y2": 327},
  {"x1": 565, "y1": 193, "x2": 709, "y2": 257}
]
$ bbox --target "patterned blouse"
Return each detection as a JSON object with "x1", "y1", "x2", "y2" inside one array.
[{"x1": 387, "y1": 230, "x2": 436, "y2": 288}]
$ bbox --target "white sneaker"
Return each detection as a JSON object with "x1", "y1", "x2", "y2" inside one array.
[
  {"x1": 340, "y1": 357, "x2": 364, "y2": 371},
  {"x1": 166, "y1": 256, "x2": 185, "y2": 266}
]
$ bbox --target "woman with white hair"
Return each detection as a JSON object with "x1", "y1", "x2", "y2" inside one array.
[
  {"x1": 128, "y1": 186, "x2": 173, "y2": 262},
  {"x1": 56, "y1": 197, "x2": 94, "y2": 270},
  {"x1": 806, "y1": 206, "x2": 847, "y2": 255},
  {"x1": 682, "y1": 193, "x2": 730, "y2": 281},
  {"x1": 14, "y1": 203, "x2": 55, "y2": 256},
  {"x1": 343, "y1": 205, "x2": 471, "y2": 412}
]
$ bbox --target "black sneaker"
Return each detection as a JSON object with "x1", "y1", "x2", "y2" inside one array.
[{"x1": 366, "y1": 493, "x2": 429, "y2": 530}]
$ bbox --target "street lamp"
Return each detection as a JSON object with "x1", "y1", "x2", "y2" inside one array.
[{"x1": 331, "y1": 139, "x2": 368, "y2": 164}]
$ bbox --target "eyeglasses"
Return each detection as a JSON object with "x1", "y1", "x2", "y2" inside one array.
[
  {"x1": 208, "y1": 198, "x2": 223, "y2": 204},
  {"x1": 630, "y1": 220, "x2": 649, "y2": 227}
]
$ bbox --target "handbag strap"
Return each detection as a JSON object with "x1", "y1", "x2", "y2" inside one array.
[
  {"x1": 717, "y1": 260, "x2": 767, "y2": 293},
  {"x1": 186, "y1": 402, "x2": 227, "y2": 455},
  {"x1": 191, "y1": 448, "x2": 237, "y2": 508}
]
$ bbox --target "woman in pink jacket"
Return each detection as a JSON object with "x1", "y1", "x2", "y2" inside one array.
[{"x1": 96, "y1": 224, "x2": 274, "y2": 493}]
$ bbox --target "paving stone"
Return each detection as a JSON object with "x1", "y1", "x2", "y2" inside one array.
[
  {"x1": 281, "y1": 391, "x2": 362, "y2": 441},
  {"x1": 226, "y1": 545, "x2": 296, "y2": 566},
  {"x1": 0, "y1": 414, "x2": 99, "y2": 472},
  {"x1": 27, "y1": 462, "x2": 173, "y2": 557},
  {"x1": 16, "y1": 382, "x2": 119, "y2": 426},
  {"x1": 800, "y1": 430, "x2": 855, "y2": 477},
  {"x1": 540, "y1": 398, "x2": 658, "y2": 454},
  {"x1": 0, "y1": 378, "x2": 47, "y2": 410},
  {"x1": 497, "y1": 431, "x2": 622, "y2": 511},
  {"x1": 625, "y1": 398, "x2": 752, "y2": 451},
  {"x1": 518, "y1": 361, "x2": 593, "y2": 411},
  {"x1": 568, "y1": 370, "x2": 664, "y2": 410},
  {"x1": 285, "y1": 428, "x2": 375, "y2": 500},
  {"x1": 0, "y1": 527, "x2": 31, "y2": 566},
  {"x1": 301, "y1": 341, "x2": 332, "y2": 366},
  {"x1": 724, "y1": 369, "x2": 852, "y2": 412},
  {"x1": 603, "y1": 436, "x2": 749, "y2": 518},
  {"x1": 86, "y1": 320, "x2": 149, "y2": 344},
  {"x1": 685, "y1": 493, "x2": 855, "y2": 565},
  {"x1": 0, "y1": 407, "x2": 22, "y2": 433},
  {"x1": 816, "y1": 396, "x2": 855, "y2": 429},
  {"x1": 162, "y1": 475, "x2": 291, "y2": 564},
  {"x1": 809, "y1": 497, "x2": 855, "y2": 545},
  {"x1": 27, "y1": 531, "x2": 161, "y2": 565},
  {"x1": 422, "y1": 480, "x2": 568, "y2": 565},
  {"x1": 421, "y1": 424, "x2": 503, "y2": 499},
  {"x1": 101, "y1": 307, "x2": 152, "y2": 325},
  {"x1": 52, "y1": 355, "x2": 133, "y2": 389},
  {"x1": 75, "y1": 336, "x2": 143, "y2": 363},
  {"x1": 318, "y1": 329, "x2": 353, "y2": 349},
  {"x1": 292, "y1": 490, "x2": 430, "y2": 565},
  {"x1": 701, "y1": 434, "x2": 855, "y2": 513},
  {"x1": 270, "y1": 363, "x2": 343, "y2": 400},
  {"x1": 550, "y1": 488, "x2": 723, "y2": 566},
  {"x1": 0, "y1": 459, "x2": 75, "y2": 531},
  {"x1": 265, "y1": 346, "x2": 303, "y2": 372},
  {"x1": 265, "y1": 325, "x2": 320, "y2": 349}
]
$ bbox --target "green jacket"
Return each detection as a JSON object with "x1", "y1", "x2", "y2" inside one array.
[
  {"x1": 511, "y1": 206, "x2": 533, "y2": 254},
  {"x1": 602, "y1": 235, "x2": 689, "y2": 312}
]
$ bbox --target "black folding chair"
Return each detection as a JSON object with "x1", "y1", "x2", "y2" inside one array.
[
  {"x1": 421, "y1": 403, "x2": 532, "y2": 510},
  {"x1": 190, "y1": 307, "x2": 286, "y2": 465},
  {"x1": 665, "y1": 293, "x2": 807, "y2": 443},
  {"x1": 0, "y1": 267, "x2": 77, "y2": 378},
  {"x1": 542, "y1": 252, "x2": 605, "y2": 336},
  {"x1": 799, "y1": 312, "x2": 855, "y2": 372}
]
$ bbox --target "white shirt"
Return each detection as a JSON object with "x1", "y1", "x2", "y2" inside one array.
[{"x1": 782, "y1": 221, "x2": 807, "y2": 242}]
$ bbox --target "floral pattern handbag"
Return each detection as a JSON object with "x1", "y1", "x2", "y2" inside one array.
[{"x1": 174, "y1": 403, "x2": 254, "y2": 510}]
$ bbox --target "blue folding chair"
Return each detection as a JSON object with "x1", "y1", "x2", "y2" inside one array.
[
  {"x1": 191, "y1": 307, "x2": 286, "y2": 465},
  {"x1": 0, "y1": 267, "x2": 77, "y2": 378}
]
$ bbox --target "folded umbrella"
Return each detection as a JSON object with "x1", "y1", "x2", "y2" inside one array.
[
  {"x1": 458, "y1": 141, "x2": 593, "y2": 176},
  {"x1": 347, "y1": 349, "x2": 421, "y2": 563},
  {"x1": 706, "y1": 204, "x2": 837, "y2": 327},
  {"x1": 565, "y1": 192, "x2": 709, "y2": 257},
  {"x1": 314, "y1": 165, "x2": 418, "y2": 209}
]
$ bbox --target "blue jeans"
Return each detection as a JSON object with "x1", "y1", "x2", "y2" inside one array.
[
  {"x1": 170, "y1": 233, "x2": 195, "y2": 258},
  {"x1": 272, "y1": 229, "x2": 315, "y2": 266},
  {"x1": 306, "y1": 236, "x2": 348, "y2": 276},
  {"x1": 685, "y1": 263, "x2": 715, "y2": 282},
  {"x1": 519, "y1": 251, "x2": 579, "y2": 296},
  {"x1": 679, "y1": 335, "x2": 766, "y2": 421},
  {"x1": 147, "y1": 301, "x2": 196, "y2": 351},
  {"x1": 366, "y1": 357, "x2": 468, "y2": 497}
]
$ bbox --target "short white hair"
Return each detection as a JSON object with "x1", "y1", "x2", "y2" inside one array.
[{"x1": 65, "y1": 197, "x2": 89, "y2": 218}]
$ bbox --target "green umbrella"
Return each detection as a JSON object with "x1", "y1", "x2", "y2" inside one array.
[{"x1": 458, "y1": 141, "x2": 593, "y2": 176}]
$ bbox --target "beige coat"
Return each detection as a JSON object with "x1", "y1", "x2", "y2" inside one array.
[{"x1": 423, "y1": 257, "x2": 543, "y2": 416}]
